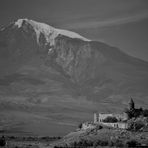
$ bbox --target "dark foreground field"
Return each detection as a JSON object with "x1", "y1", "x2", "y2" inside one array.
[
  {"x1": 0, "y1": 135, "x2": 61, "y2": 148},
  {"x1": 1, "y1": 128, "x2": 148, "y2": 148}
]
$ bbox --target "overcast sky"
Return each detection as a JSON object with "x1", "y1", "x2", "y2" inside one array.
[{"x1": 0, "y1": 0, "x2": 148, "y2": 61}]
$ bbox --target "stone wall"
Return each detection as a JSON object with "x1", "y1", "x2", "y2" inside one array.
[
  {"x1": 94, "y1": 112, "x2": 128, "y2": 129},
  {"x1": 100, "y1": 122, "x2": 128, "y2": 129},
  {"x1": 94, "y1": 113, "x2": 128, "y2": 123},
  {"x1": 82, "y1": 122, "x2": 96, "y2": 130}
]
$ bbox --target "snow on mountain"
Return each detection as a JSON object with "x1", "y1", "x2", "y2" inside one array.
[{"x1": 14, "y1": 18, "x2": 90, "y2": 45}]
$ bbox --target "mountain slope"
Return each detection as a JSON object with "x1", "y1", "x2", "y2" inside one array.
[{"x1": 0, "y1": 19, "x2": 148, "y2": 136}]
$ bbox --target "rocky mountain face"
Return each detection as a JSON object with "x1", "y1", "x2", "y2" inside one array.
[
  {"x1": 49, "y1": 35, "x2": 148, "y2": 99},
  {"x1": 0, "y1": 19, "x2": 148, "y2": 135}
]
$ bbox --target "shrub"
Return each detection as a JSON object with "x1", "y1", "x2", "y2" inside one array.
[
  {"x1": 125, "y1": 108, "x2": 143, "y2": 119},
  {"x1": 134, "y1": 108, "x2": 143, "y2": 118},
  {"x1": 70, "y1": 139, "x2": 94, "y2": 147},
  {"x1": 0, "y1": 136, "x2": 6, "y2": 146},
  {"x1": 98, "y1": 140, "x2": 108, "y2": 146},
  {"x1": 114, "y1": 139, "x2": 124, "y2": 147},
  {"x1": 135, "y1": 122, "x2": 145, "y2": 130},
  {"x1": 143, "y1": 109, "x2": 148, "y2": 117},
  {"x1": 96, "y1": 125, "x2": 103, "y2": 130},
  {"x1": 126, "y1": 140, "x2": 140, "y2": 147},
  {"x1": 78, "y1": 123, "x2": 82, "y2": 129},
  {"x1": 103, "y1": 116, "x2": 118, "y2": 123},
  {"x1": 128, "y1": 120, "x2": 145, "y2": 131},
  {"x1": 94, "y1": 139, "x2": 109, "y2": 146},
  {"x1": 124, "y1": 108, "x2": 134, "y2": 119}
]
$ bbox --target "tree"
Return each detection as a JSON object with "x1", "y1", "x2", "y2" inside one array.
[
  {"x1": 128, "y1": 120, "x2": 144, "y2": 131},
  {"x1": 126, "y1": 140, "x2": 140, "y2": 147},
  {"x1": 124, "y1": 107, "x2": 143, "y2": 119},
  {"x1": 0, "y1": 136, "x2": 6, "y2": 147},
  {"x1": 131, "y1": 108, "x2": 143, "y2": 118},
  {"x1": 78, "y1": 123, "x2": 82, "y2": 129},
  {"x1": 143, "y1": 109, "x2": 148, "y2": 117}
]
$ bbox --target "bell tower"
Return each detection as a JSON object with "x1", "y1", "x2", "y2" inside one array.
[{"x1": 129, "y1": 98, "x2": 135, "y2": 111}]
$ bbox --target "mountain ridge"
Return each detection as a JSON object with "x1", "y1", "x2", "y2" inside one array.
[{"x1": 3, "y1": 18, "x2": 90, "y2": 45}]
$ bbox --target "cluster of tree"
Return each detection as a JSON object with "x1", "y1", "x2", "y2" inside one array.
[
  {"x1": 71, "y1": 139, "x2": 94, "y2": 147},
  {"x1": 143, "y1": 109, "x2": 148, "y2": 117},
  {"x1": 126, "y1": 140, "x2": 141, "y2": 147},
  {"x1": 103, "y1": 116, "x2": 118, "y2": 123},
  {"x1": 125, "y1": 108, "x2": 148, "y2": 119},
  {"x1": 54, "y1": 138, "x2": 142, "y2": 148},
  {"x1": 54, "y1": 139, "x2": 94, "y2": 148},
  {"x1": 128, "y1": 120, "x2": 145, "y2": 131},
  {"x1": 8, "y1": 135, "x2": 61, "y2": 141},
  {"x1": 0, "y1": 136, "x2": 6, "y2": 147},
  {"x1": 96, "y1": 125, "x2": 103, "y2": 130}
]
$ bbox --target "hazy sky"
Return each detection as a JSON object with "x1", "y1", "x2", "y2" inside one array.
[{"x1": 0, "y1": 0, "x2": 148, "y2": 61}]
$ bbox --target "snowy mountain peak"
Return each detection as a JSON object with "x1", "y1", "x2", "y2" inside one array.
[
  {"x1": 14, "y1": 18, "x2": 90, "y2": 45},
  {"x1": 14, "y1": 18, "x2": 29, "y2": 28}
]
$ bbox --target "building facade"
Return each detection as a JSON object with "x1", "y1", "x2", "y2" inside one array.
[{"x1": 94, "y1": 112, "x2": 128, "y2": 129}]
